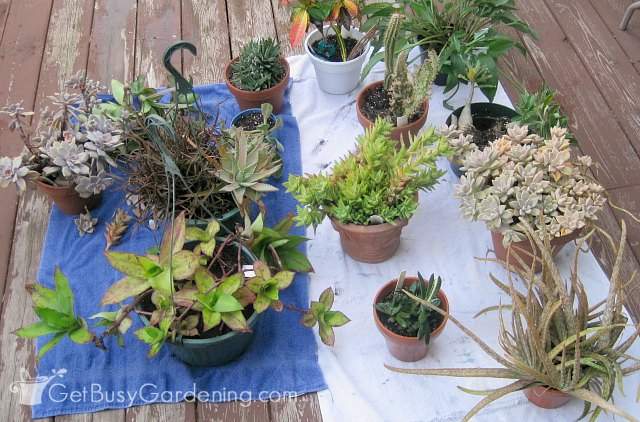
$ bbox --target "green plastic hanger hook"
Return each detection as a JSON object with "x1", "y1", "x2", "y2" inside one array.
[{"x1": 163, "y1": 41, "x2": 197, "y2": 99}]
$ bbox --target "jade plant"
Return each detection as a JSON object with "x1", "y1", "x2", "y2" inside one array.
[
  {"x1": 376, "y1": 272, "x2": 443, "y2": 344},
  {"x1": 388, "y1": 222, "x2": 640, "y2": 421},
  {"x1": 454, "y1": 124, "x2": 605, "y2": 245},
  {"x1": 230, "y1": 38, "x2": 286, "y2": 91},
  {"x1": 16, "y1": 212, "x2": 349, "y2": 359},
  {"x1": 0, "y1": 73, "x2": 121, "y2": 197},
  {"x1": 285, "y1": 118, "x2": 449, "y2": 228}
]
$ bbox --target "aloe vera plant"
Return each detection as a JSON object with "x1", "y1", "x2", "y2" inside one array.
[{"x1": 387, "y1": 221, "x2": 640, "y2": 421}]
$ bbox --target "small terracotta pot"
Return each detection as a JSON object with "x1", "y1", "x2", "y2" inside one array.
[
  {"x1": 524, "y1": 386, "x2": 571, "y2": 409},
  {"x1": 491, "y1": 230, "x2": 579, "y2": 273},
  {"x1": 224, "y1": 57, "x2": 290, "y2": 113},
  {"x1": 331, "y1": 218, "x2": 408, "y2": 263},
  {"x1": 373, "y1": 276, "x2": 449, "y2": 362},
  {"x1": 356, "y1": 81, "x2": 429, "y2": 146},
  {"x1": 35, "y1": 180, "x2": 101, "y2": 215}
]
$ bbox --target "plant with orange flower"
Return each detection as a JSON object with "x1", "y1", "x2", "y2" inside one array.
[{"x1": 280, "y1": 0, "x2": 360, "y2": 61}]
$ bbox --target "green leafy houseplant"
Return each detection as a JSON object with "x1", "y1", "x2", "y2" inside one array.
[
  {"x1": 230, "y1": 38, "x2": 285, "y2": 91},
  {"x1": 16, "y1": 212, "x2": 349, "y2": 362},
  {"x1": 513, "y1": 86, "x2": 571, "y2": 140},
  {"x1": 387, "y1": 221, "x2": 640, "y2": 421},
  {"x1": 375, "y1": 272, "x2": 443, "y2": 345},
  {"x1": 286, "y1": 118, "x2": 449, "y2": 228},
  {"x1": 361, "y1": 0, "x2": 533, "y2": 102}
]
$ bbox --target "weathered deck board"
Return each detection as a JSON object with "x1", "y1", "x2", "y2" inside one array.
[
  {"x1": 0, "y1": 0, "x2": 11, "y2": 45},
  {"x1": 269, "y1": 395, "x2": 323, "y2": 422},
  {"x1": 181, "y1": 0, "x2": 232, "y2": 84},
  {"x1": 226, "y1": 0, "x2": 278, "y2": 56},
  {"x1": 197, "y1": 401, "x2": 271, "y2": 422}
]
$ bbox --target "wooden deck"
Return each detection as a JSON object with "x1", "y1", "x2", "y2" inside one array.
[{"x1": 0, "y1": 0, "x2": 639, "y2": 421}]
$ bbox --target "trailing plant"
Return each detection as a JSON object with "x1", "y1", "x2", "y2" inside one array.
[
  {"x1": 0, "y1": 73, "x2": 121, "y2": 197},
  {"x1": 375, "y1": 272, "x2": 443, "y2": 345},
  {"x1": 285, "y1": 118, "x2": 449, "y2": 228},
  {"x1": 454, "y1": 124, "x2": 605, "y2": 245},
  {"x1": 513, "y1": 86, "x2": 571, "y2": 140},
  {"x1": 16, "y1": 212, "x2": 349, "y2": 358},
  {"x1": 361, "y1": 0, "x2": 533, "y2": 102},
  {"x1": 387, "y1": 222, "x2": 640, "y2": 422},
  {"x1": 230, "y1": 38, "x2": 286, "y2": 91},
  {"x1": 378, "y1": 14, "x2": 440, "y2": 126},
  {"x1": 282, "y1": 0, "x2": 360, "y2": 61},
  {"x1": 241, "y1": 214, "x2": 314, "y2": 273}
]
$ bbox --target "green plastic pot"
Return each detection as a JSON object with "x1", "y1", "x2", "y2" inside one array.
[{"x1": 138, "y1": 242, "x2": 260, "y2": 366}]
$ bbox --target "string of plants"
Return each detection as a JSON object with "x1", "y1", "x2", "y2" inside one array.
[{"x1": 0, "y1": 0, "x2": 638, "y2": 419}]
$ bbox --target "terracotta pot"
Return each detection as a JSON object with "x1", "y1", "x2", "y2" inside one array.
[
  {"x1": 373, "y1": 276, "x2": 449, "y2": 362},
  {"x1": 224, "y1": 57, "x2": 290, "y2": 113},
  {"x1": 524, "y1": 386, "x2": 571, "y2": 409},
  {"x1": 491, "y1": 230, "x2": 579, "y2": 273},
  {"x1": 356, "y1": 81, "x2": 429, "y2": 147},
  {"x1": 331, "y1": 218, "x2": 408, "y2": 263},
  {"x1": 35, "y1": 180, "x2": 101, "y2": 215}
]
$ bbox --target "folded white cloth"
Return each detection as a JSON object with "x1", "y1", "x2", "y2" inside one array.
[{"x1": 286, "y1": 54, "x2": 640, "y2": 422}]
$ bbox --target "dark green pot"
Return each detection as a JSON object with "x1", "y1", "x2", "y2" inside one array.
[
  {"x1": 138, "y1": 242, "x2": 260, "y2": 367},
  {"x1": 446, "y1": 102, "x2": 517, "y2": 178}
]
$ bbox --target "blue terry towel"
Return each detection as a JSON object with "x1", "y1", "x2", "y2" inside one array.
[{"x1": 31, "y1": 83, "x2": 326, "y2": 418}]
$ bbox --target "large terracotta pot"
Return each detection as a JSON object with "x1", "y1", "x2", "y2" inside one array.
[
  {"x1": 356, "y1": 81, "x2": 428, "y2": 147},
  {"x1": 373, "y1": 276, "x2": 449, "y2": 362},
  {"x1": 491, "y1": 230, "x2": 579, "y2": 273},
  {"x1": 331, "y1": 218, "x2": 408, "y2": 263},
  {"x1": 524, "y1": 386, "x2": 572, "y2": 409},
  {"x1": 224, "y1": 57, "x2": 290, "y2": 113},
  {"x1": 35, "y1": 180, "x2": 101, "y2": 215}
]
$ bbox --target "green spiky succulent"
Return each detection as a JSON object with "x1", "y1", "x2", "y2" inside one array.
[{"x1": 230, "y1": 38, "x2": 285, "y2": 91}]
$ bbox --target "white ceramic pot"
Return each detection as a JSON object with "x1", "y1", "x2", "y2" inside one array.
[{"x1": 304, "y1": 26, "x2": 369, "y2": 95}]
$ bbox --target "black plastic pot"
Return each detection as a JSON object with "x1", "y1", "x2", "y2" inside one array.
[
  {"x1": 138, "y1": 242, "x2": 260, "y2": 366},
  {"x1": 446, "y1": 102, "x2": 517, "y2": 177}
]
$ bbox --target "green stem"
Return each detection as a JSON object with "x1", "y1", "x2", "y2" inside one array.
[{"x1": 331, "y1": 24, "x2": 347, "y2": 62}]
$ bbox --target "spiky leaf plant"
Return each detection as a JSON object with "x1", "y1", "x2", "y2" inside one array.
[
  {"x1": 387, "y1": 221, "x2": 640, "y2": 422},
  {"x1": 285, "y1": 118, "x2": 449, "y2": 228},
  {"x1": 230, "y1": 38, "x2": 285, "y2": 91}
]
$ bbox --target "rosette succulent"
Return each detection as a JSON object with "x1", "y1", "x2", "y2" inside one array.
[
  {"x1": 0, "y1": 72, "x2": 121, "y2": 197},
  {"x1": 455, "y1": 124, "x2": 605, "y2": 244}
]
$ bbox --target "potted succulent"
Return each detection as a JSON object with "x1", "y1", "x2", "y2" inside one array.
[
  {"x1": 454, "y1": 124, "x2": 605, "y2": 271},
  {"x1": 0, "y1": 74, "x2": 121, "y2": 214},
  {"x1": 283, "y1": 0, "x2": 371, "y2": 94},
  {"x1": 225, "y1": 38, "x2": 290, "y2": 113},
  {"x1": 374, "y1": 271, "x2": 449, "y2": 362},
  {"x1": 356, "y1": 14, "x2": 440, "y2": 145},
  {"x1": 107, "y1": 77, "x2": 280, "y2": 229},
  {"x1": 16, "y1": 212, "x2": 349, "y2": 365},
  {"x1": 512, "y1": 86, "x2": 571, "y2": 140},
  {"x1": 285, "y1": 118, "x2": 449, "y2": 263},
  {"x1": 387, "y1": 222, "x2": 640, "y2": 420}
]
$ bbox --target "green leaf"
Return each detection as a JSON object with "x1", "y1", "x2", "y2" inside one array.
[
  {"x1": 69, "y1": 319, "x2": 93, "y2": 344},
  {"x1": 218, "y1": 273, "x2": 243, "y2": 295},
  {"x1": 31, "y1": 285, "x2": 57, "y2": 311},
  {"x1": 253, "y1": 294, "x2": 272, "y2": 313},
  {"x1": 324, "y1": 311, "x2": 350, "y2": 327},
  {"x1": 194, "y1": 267, "x2": 215, "y2": 293},
  {"x1": 206, "y1": 220, "x2": 221, "y2": 237},
  {"x1": 185, "y1": 227, "x2": 210, "y2": 242},
  {"x1": 101, "y1": 277, "x2": 150, "y2": 305},
  {"x1": 302, "y1": 311, "x2": 317, "y2": 328},
  {"x1": 253, "y1": 261, "x2": 271, "y2": 280},
  {"x1": 53, "y1": 268, "x2": 74, "y2": 315},
  {"x1": 135, "y1": 326, "x2": 162, "y2": 344},
  {"x1": 250, "y1": 214, "x2": 264, "y2": 233},
  {"x1": 319, "y1": 288, "x2": 334, "y2": 309},
  {"x1": 212, "y1": 294, "x2": 244, "y2": 313},
  {"x1": 263, "y1": 284, "x2": 280, "y2": 301},
  {"x1": 319, "y1": 322, "x2": 335, "y2": 346},
  {"x1": 159, "y1": 211, "x2": 186, "y2": 264},
  {"x1": 171, "y1": 250, "x2": 200, "y2": 280},
  {"x1": 111, "y1": 80, "x2": 125, "y2": 104},
  {"x1": 201, "y1": 238, "x2": 216, "y2": 257},
  {"x1": 202, "y1": 309, "x2": 222, "y2": 330},
  {"x1": 34, "y1": 307, "x2": 78, "y2": 330},
  {"x1": 106, "y1": 252, "x2": 158, "y2": 279},
  {"x1": 221, "y1": 310, "x2": 249, "y2": 331},
  {"x1": 272, "y1": 271, "x2": 295, "y2": 289},
  {"x1": 15, "y1": 321, "x2": 62, "y2": 339},
  {"x1": 149, "y1": 270, "x2": 172, "y2": 297},
  {"x1": 38, "y1": 332, "x2": 66, "y2": 360}
]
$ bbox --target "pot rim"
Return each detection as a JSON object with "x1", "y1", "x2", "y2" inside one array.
[
  {"x1": 330, "y1": 217, "x2": 409, "y2": 234},
  {"x1": 34, "y1": 178, "x2": 76, "y2": 191},
  {"x1": 356, "y1": 80, "x2": 428, "y2": 128},
  {"x1": 230, "y1": 108, "x2": 277, "y2": 128},
  {"x1": 445, "y1": 102, "x2": 517, "y2": 126},
  {"x1": 373, "y1": 276, "x2": 449, "y2": 342},
  {"x1": 224, "y1": 56, "x2": 290, "y2": 96},
  {"x1": 491, "y1": 228, "x2": 582, "y2": 247},
  {"x1": 304, "y1": 25, "x2": 368, "y2": 65}
]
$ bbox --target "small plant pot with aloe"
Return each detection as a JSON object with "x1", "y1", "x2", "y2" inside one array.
[
  {"x1": 225, "y1": 38, "x2": 289, "y2": 113},
  {"x1": 16, "y1": 212, "x2": 349, "y2": 366},
  {"x1": 357, "y1": 15, "x2": 440, "y2": 146},
  {"x1": 283, "y1": 0, "x2": 370, "y2": 94},
  {"x1": 0, "y1": 74, "x2": 120, "y2": 215},
  {"x1": 454, "y1": 124, "x2": 605, "y2": 272},
  {"x1": 374, "y1": 272, "x2": 449, "y2": 362},
  {"x1": 286, "y1": 118, "x2": 449, "y2": 263}
]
